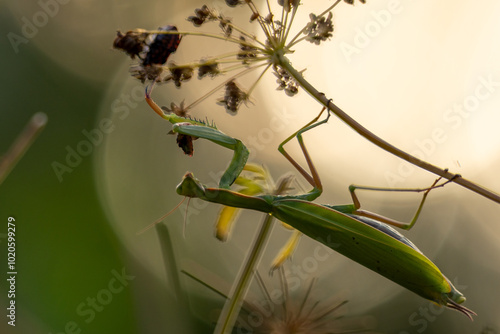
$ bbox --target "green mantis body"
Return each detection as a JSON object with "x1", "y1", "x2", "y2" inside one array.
[{"x1": 145, "y1": 90, "x2": 475, "y2": 319}]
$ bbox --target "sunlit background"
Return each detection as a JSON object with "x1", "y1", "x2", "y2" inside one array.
[{"x1": 1, "y1": 0, "x2": 500, "y2": 333}]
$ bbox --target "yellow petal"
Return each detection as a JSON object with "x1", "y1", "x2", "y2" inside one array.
[
  {"x1": 215, "y1": 206, "x2": 241, "y2": 241},
  {"x1": 270, "y1": 230, "x2": 302, "y2": 273}
]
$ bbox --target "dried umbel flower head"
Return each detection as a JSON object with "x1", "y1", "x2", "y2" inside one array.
[{"x1": 114, "y1": 1, "x2": 367, "y2": 115}]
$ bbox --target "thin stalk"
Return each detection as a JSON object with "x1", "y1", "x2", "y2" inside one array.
[
  {"x1": 245, "y1": 1, "x2": 274, "y2": 48},
  {"x1": 0, "y1": 112, "x2": 47, "y2": 185},
  {"x1": 276, "y1": 52, "x2": 500, "y2": 204},
  {"x1": 281, "y1": 6, "x2": 299, "y2": 46},
  {"x1": 214, "y1": 176, "x2": 292, "y2": 334},
  {"x1": 151, "y1": 30, "x2": 265, "y2": 52},
  {"x1": 214, "y1": 213, "x2": 274, "y2": 334},
  {"x1": 155, "y1": 223, "x2": 197, "y2": 332},
  {"x1": 265, "y1": 0, "x2": 278, "y2": 37},
  {"x1": 247, "y1": 63, "x2": 272, "y2": 97},
  {"x1": 226, "y1": 20, "x2": 268, "y2": 49},
  {"x1": 187, "y1": 64, "x2": 266, "y2": 110}
]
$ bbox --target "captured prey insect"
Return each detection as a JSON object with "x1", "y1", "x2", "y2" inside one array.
[
  {"x1": 143, "y1": 25, "x2": 182, "y2": 66},
  {"x1": 113, "y1": 25, "x2": 181, "y2": 66},
  {"x1": 144, "y1": 89, "x2": 476, "y2": 319}
]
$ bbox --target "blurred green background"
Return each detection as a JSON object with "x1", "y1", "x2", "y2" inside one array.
[{"x1": 1, "y1": 1, "x2": 500, "y2": 334}]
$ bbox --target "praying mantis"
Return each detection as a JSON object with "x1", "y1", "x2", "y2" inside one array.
[{"x1": 145, "y1": 89, "x2": 476, "y2": 319}]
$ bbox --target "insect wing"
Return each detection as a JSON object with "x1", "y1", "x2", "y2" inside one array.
[{"x1": 272, "y1": 200, "x2": 451, "y2": 302}]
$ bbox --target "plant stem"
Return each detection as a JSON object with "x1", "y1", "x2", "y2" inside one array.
[
  {"x1": 0, "y1": 112, "x2": 47, "y2": 185},
  {"x1": 214, "y1": 214, "x2": 274, "y2": 334},
  {"x1": 214, "y1": 176, "x2": 292, "y2": 334},
  {"x1": 277, "y1": 53, "x2": 500, "y2": 204}
]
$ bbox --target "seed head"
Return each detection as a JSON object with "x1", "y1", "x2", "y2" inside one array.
[
  {"x1": 304, "y1": 12, "x2": 334, "y2": 45},
  {"x1": 187, "y1": 5, "x2": 217, "y2": 26},
  {"x1": 237, "y1": 36, "x2": 258, "y2": 61},
  {"x1": 162, "y1": 101, "x2": 189, "y2": 117},
  {"x1": 129, "y1": 64, "x2": 163, "y2": 83},
  {"x1": 217, "y1": 80, "x2": 248, "y2": 114},
  {"x1": 113, "y1": 30, "x2": 149, "y2": 59},
  {"x1": 198, "y1": 60, "x2": 220, "y2": 79},
  {"x1": 274, "y1": 66, "x2": 299, "y2": 96},
  {"x1": 165, "y1": 62, "x2": 194, "y2": 87}
]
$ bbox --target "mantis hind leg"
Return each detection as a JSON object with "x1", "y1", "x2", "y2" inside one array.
[{"x1": 349, "y1": 172, "x2": 460, "y2": 230}]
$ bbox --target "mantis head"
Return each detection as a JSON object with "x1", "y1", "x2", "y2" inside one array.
[{"x1": 176, "y1": 172, "x2": 206, "y2": 198}]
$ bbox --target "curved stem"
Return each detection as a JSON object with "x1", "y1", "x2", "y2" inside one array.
[{"x1": 277, "y1": 53, "x2": 500, "y2": 204}]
